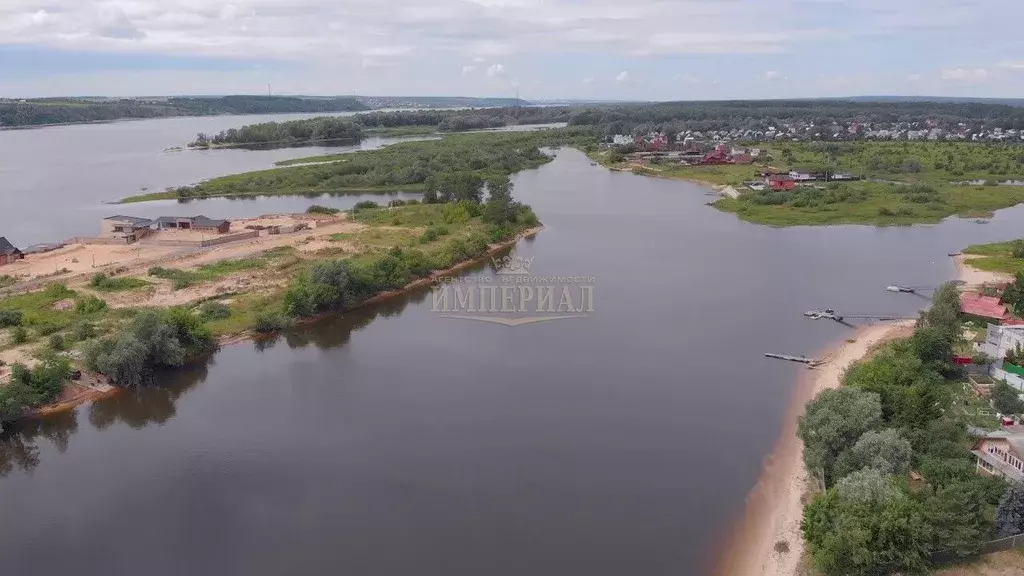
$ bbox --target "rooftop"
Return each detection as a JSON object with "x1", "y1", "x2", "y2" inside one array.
[
  {"x1": 0, "y1": 236, "x2": 20, "y2": 255},
  {"x1": 104, "y1": 215, "x2": 154, "y2": 226},
  {"x1": 960, "y1": 292, "x2": 1010, "y2": 320}
]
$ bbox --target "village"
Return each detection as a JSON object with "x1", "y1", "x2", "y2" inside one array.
[{"x1": 607, "y1": 118, "x2": 1024, "y2": 147}]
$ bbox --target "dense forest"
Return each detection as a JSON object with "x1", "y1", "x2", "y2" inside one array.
[
  {"x1": 189, "y1": 107, "x2": 574, "y2": 147},
  {"x1": 0, "y1": 96, "x2": 368, "y2": 128}
]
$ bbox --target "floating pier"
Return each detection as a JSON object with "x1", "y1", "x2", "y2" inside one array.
[{"x1": 765, "y1": 353, "x2": 823, "y2": 367}]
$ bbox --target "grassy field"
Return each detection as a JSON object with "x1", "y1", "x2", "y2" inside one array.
[
  {"x1": 597, "y1": 141, "x2": 1024, "y2": 226},
  {"x1": 963, "y1": 239, "x2": 1024, "y2": 274}
]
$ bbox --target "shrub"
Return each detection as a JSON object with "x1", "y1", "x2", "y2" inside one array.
[
  {"x1": 1012, "y1": 240, "x2": 1024, "y2": 259},
  {"x1": 488, "y1": 224, "x2": 515, "y2": 243},
  {"x1": 90, "y1": 273, "x2": 149, "y2": 292},
  {"x1": 306, "y1": 204, "x2": 340, "y2": 215},
  {"x1": 75, "y1": 295, "x2": 108, "y2": 314},
  {"x1": 48, "y1": 333, "x2": 66, "y2": 352},
  {"x1": 0, "y1": 275, "x2": 17, "y2": 288},
  {"x1": 419, "y1": 224, "x2": 450, "y2": 243},
  {"x1": 43, "y1": 283, "x2": 74, "y2": 299},
  {"x1": 34, "y1": 323, "x2": 62, "y2": 337},
  {"x1": 877, "y1": 206, "x2": 895, "y2": 216},
  {"x1": 71, "y1": 322, "x2": 97, "y2": 342},
  {"x1": 405, "y1": 199, "x2": 420, "y2": 205},
  {"x1": 10, "y1": 326, "x2": 28, "y2": 344},
  {"x1": 0, "y1": 309, "x2": 23, "y2": 328},
  {"x1": 253, "y1": 312, "x2": 288, "y2": 333},
  {"x1": 85, "y1": 309, "x2": 216, "y2": 387},
  {"x1": 352, "y1": 201, "x2": 379, "y2": 211},
  {"x1": 199, "y1": 301, "x2": 232, "y2": 321},
  {"x1": 388, "y1": 199, "x2": 407, "y2": 207}
]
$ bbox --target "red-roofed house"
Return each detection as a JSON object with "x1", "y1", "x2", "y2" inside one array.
[
  {"x1": 767, "y1": 174, "x2": 797, "y2": 191},
  {"x1": 960, "y1": 292, "x2": 1011, "y2": 322}
]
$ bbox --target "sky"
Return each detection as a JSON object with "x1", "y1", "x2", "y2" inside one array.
[{"x1": 2, "y1": 0, "x2": 1024, "y2": 100}]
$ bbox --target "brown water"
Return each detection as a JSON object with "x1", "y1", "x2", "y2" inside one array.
[{"x1": 3, "y1": 144, "x2": 1024, "y2": 575}]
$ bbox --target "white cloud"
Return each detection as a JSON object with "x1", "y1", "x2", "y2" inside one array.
[
  {"x1": 940, "y1": 67, "x2": 989, "y2": 83},
  {"x1": 615, "y1": 70, "x2": 629, "y2": 82},
  {"x1": 763, "y1": 70, "x2": 782, "y2": 81},
  {"x1": 581, "y1": 76, "x2": 594, "y2": 85},
  {"x1": 472, "y1": 56, "x2": 486, "y2": 63},
  {"x1": 997, "y1": 61, "x2": 1024, "y2": 71},
  {"x1": 486, "y1": 63, "x2": 505, "y2": 77},
  {"x1": 461, "y1": 65, "x2": 476, "y2": 75},
  {"x1": 906, "y1": 73, "x2": 922, "y2": 82}
]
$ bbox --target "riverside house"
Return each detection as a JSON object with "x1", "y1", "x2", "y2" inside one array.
[
  {"x1": 973, "y1": 427, "x2": 1024, "y2": 482},
  {"x1": 155, "y1": 216, "x2": 230, "y2": 234},
  {"x1": 0, "y1": 237, "x2": 23, "y2": 265}
]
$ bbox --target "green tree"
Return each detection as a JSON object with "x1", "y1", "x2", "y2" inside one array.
[
  {"x1": 836, "y1": 429, "x2": 913, "y2": 478},
  {"x1": 798, "y1": 387, "x2": 883, "y2": 486},
  {"x1": 803, "y1": 470, "x2": 931, "y2": 575},
  {"x1": 992, "y1": 380, "x2": 1024, "y2": 415}
]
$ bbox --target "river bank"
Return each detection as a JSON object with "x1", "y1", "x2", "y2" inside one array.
[
  {"x1": 6, "y1": 225, "x2": 542, "y2": 424},
  {"x1": 714, "y1": 321, "x2": 912, "y2": 576}
]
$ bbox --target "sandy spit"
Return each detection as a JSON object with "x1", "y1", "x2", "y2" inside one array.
[{"x1": 713, "y1": 321, "x2": 913, "y2": 576}]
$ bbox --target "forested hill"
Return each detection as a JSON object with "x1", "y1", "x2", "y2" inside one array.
[{"x1": 0, "y1": 96, "x2": 369, "y2": 128}]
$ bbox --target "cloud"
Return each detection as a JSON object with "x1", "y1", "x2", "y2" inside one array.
[
  {"x1": 472, "y1": 56, "x2": 486, "y2": 63},
  {"x1": 940, "y1": 67, "x2": 989, "y2": 83},
  {"x1": 461, "y1": 65, "x2": 476, "y2": 75},
  {"x1": 615, "y1": 70, "x2": 629, "y2": 82},
  {"x1": 906, "y1": 73, "x2": 922, "y2": 82},
  {"x1": 997, "y1": 61, "x2": 1024, "y2": 71},
  {"x1": 581, "y1": 76, "x2": 594, "y2": 85},
  {"x1": 763, "y1": 70, "x2": 782, "y2": 81},
  {"x1": 486, "y1": 63, "x2": 505, "y2": 77}
]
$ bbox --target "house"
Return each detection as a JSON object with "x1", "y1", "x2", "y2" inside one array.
[
  {"x1": 0, "y1": 237, "x2": 24, "y2": 265},
  {"x1": 960, "y1": 293, "x2": 1011, "y2": 323},
  {"x1": 767, "y1": 174, "x2": 797, "y2": 191},
  {"x1": 980, "y1": 324, "x2": 1024, "y2": 391},
  {"x1": 973, "y1": 427, "x2": 1024, "y2": 482},
  {"x1": 789, "y1": 171, "x2": 815, "y2": 182},
  {"x1": 155, "y1": 216, "x2": 231, "y2": 234},
  {"x1": 101, "y1": 215, "x2": 154, "y2": 242}
]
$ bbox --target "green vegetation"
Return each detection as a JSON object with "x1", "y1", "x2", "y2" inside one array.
[
  {"x1": 964, "y1": 240, "x2": 1024, "y2": 275},
  {"x1": 689, "y1": 141, "x2": 1024, "y2": 225},
  {"x1": 123, "y1": 130, "x2": 589, "y2": 203},
  {"x1": 148, "y1": 258, "x2": 266, "y2": 290},
  {"x1": 1, "y1": 96, "x2": 367, "y2": 128},
  {"x1": 0, "y1": 275, "x2": 16, "y2": 288},
  {"x1": 89, "y1": 273, "x2": 150, "y2": 292},
  {"x1": 198, "y1": 301, "x2": 232, "y2": 321},
  {"x1": 191, "y1": 117, "x2": 362, "y2": 148},
  {"x1": 187, "y1": 107, "x2": 573, "y2": 149},
  {"x1": 799, "y1": 282, "x2": 1012, "y2": 574},
  {"x1": 306, "y1": 204, "x2": 341, "y2": 215},
  {"x1": 84, "y1": 308, "x2": 216, "y2": 387},
  {"x1": 0, "y1": 356, "x2": 72, "y2": 424}
]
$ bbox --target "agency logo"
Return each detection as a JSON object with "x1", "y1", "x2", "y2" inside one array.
[{"x1": 431, "y1": 250, "x2": 595, "y2": 326}]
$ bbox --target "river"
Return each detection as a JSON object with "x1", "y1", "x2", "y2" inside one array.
[
  {"x1": 2, "y1": 120, "x2": 1024, "y2": 575},
  {"x1": 0, "y1": 111, "x2": 566, "y2": 247}
]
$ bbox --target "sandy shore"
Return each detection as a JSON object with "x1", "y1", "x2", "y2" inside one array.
[
  {"x1": 714, "y1": 321, "x2": 912, "y2": 576},
  {"x1": 716, "y1": 254, "x2": 1000, "y2": 575},
  {"x1": 954, "y1": 254, "x2": 1014, "y2": 287}
]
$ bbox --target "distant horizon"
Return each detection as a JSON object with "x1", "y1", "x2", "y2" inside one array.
[{"x1": 5, "y1": 94, "x2": 1024, "y2": 106}]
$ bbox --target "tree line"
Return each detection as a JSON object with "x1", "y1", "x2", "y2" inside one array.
[
  {"x1": 0, "y1": 96, "x2": 368, "y2": 128},
  {"x1": 797, "y1": 282, "x2": 1024, "y2": 574},
  {"x1": 189, "y1": 107, "x2": 574, "y2": 148}
]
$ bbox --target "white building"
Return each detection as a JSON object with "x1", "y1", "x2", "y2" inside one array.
[
  {"x1": 611, "y1": 135, "x2": 633, "y2": 146},
  {"x1": 981, "y1": 324, "x2": 1024, "y2": 391}
]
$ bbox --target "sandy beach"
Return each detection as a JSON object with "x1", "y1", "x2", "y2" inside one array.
[
  {"x1": 715, "y1": 255, "x2": 1005, "y2": 576},
  {"x1": 714, "y1": 322, "x2": 911, "y2": 576}
]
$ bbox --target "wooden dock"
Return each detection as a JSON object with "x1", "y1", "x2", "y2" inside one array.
[{"x1": 765, "y1": 352, "x2": 823, "y2": 367}]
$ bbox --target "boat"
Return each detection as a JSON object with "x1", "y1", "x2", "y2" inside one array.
[
  {"x1": 886, "y1": 285, "x2": 916, "y2": 293},
  {"x1": 948, "y1": 252, "x2": 961, "y2": 257},
  {"x1": 975, "y1": 219, "x2": 991, "y2": 224}
]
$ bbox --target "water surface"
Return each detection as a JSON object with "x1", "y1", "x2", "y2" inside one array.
[{"x1": 3, "y1": 148, "x2": 1024, "y2": 575}]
